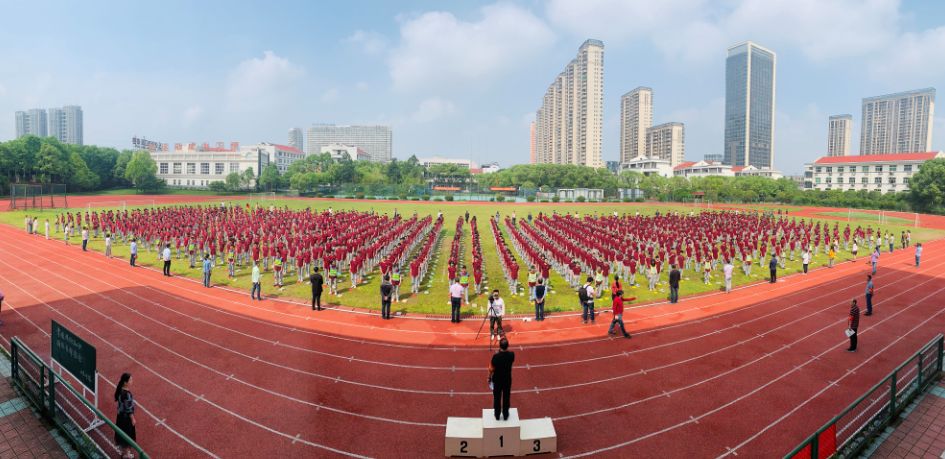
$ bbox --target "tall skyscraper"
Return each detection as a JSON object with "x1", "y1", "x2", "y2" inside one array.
[
  {"x1": 14, "y1": 109, "x2": 48, "y2": 138},
  {"x1": 534, "y1": 39, "x2": 604, "y2": 168},
  {"x1": 620, "y1": 87, "x2": 653, "y2": 163},
  {"x1": 723, "y1": 41, "x2": 776, "y2": 169},
  {"x1": 529, "y1": 121, "x2": 536, "y2": 164},
  {"x1": 859, "y1": 88, "x2": 935, "y2": 155},
  {"x1": 645, "y1": 122, "x2": 685, "y2": 166},
  {"x1": 306, "y1": 124, "x2": 392, "y2": 162},
  {"x1": 46, "y1": 106, "x2": 83, "y2": 145},
  {"x1": 827, "y1": 114, "x2": 853, "y2": 157},
  {"x1": 288, "y1": 127, "x2": 303, "y2": 152}
]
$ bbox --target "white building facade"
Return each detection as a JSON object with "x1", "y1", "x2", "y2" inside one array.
[
  {"x1": 646, "y1": 122, "x2": 685, "y2": 166},
  {"x1": 152, "y1": 145, "x2": 269, "y2": 188},
  {"x1": 673, "y1": 160, "x2": 735, "y2": 178},
  {"x1": 827, "y1": 114, "x2": 852, "y2": 157},
  {"x1": 620, "y1": 87, "x2": 652, "y2": 163},
  {"x1": 620, "y1": 156, "x2": 673, "y2": 177},
  {"x1": 860, "y1": 88, "x2": 935, "y2": 155},
  {"x1": 244, "y1": 143, "x2": 304, "y2": 174},
  {"x1": 809, "y1": 152, "x2": 943, "y2": 194},
  {"x1": 288, "y1": 127, "x2": 303, "y2": 152},
  {"x1": 306, "y1": 124, "x2": 391, "y2": 162}
]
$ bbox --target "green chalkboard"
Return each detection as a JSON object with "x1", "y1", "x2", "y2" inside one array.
[{"x1": 51, "y1": 321, "x2": 97, "y2": 391}]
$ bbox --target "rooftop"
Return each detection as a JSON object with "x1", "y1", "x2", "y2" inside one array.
[{"x1": 814, "y1": 152, "x2": 941, "y2": 164}]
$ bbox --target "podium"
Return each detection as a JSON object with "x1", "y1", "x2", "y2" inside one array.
[{"x1": 445, "y1": 409, "x2": 556, "y2": 457}]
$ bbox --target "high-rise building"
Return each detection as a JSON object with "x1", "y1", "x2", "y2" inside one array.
[
  {"x1": 827, "y1": 114, "x2": 853, "y2": 157},
  {"x1": 859, "y1": 88, "x2": 935, "y2": 155},
  {"x1": 288, "y1": 127, "x2": 303, "y2": 152},
  {"x1": 47, "y1": 105, "x2": 83, "y2": 145},
  {"x1": 529, "y1": 121, "x2": 536, "y2": 164},
  {"x1": 534, "y1": 39, "x2": 604, "y2": 168},
  {"x1": 306, "y1": 124, "x2": 392, "y2": 162},
  {"x1": 646, "y1": 122, "x2": 685, "y2": 166},
  {"x1": 620, "y1": 87, "x2": 653, "y2": 162},
  {"x1": 723, "y1": 41, "x2": 776, "y2": 169},
  {"x1": 14, "y1": 109, "x2": 48, "y2": 138}
]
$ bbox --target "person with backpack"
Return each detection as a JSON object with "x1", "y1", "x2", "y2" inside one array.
[
  {"x1": 579, "y1": 276, "x2": 596, "y2": 324},
  {"x1": 380, "y1": 275, "x2": 393, "y2": 320},
  {"x1": 608, "y1": 275, "x2": 633, "y2": 338}
]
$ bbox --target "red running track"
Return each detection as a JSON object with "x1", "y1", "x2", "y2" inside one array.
[{"x1": 0, "y1": 221, "x2": 943, "y2": 458}]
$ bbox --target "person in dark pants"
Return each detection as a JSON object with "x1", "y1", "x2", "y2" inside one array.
[
  {"x1": 769, "y1": 256, "x2": 778, "y2": 283},
  {"x1": 251, "y1": 262, "x2": 262, "y2": 301},
  {"x1": 129, "y1": 239, "x2": 138, "y2": 267},
  {"x1": 668, "y1": 265, "x2": 681, "y2": 303},
  {"x1": 202, "y1": 254, "x2": 212, "y2": 288},
  {"x1": 162, "y1": 244, "x2": 172, "y2": 277},
  {"x1": 579, "y1": 276, "x2": 596, "y2": 324},
  {"x1": 310, "y1": 267, "x2": 324, "y2": 310},
  {"x1": 380, "y1": 275, "x2": 393, "y2": 319},
  {"x1": 847, "y1": 299, "x2": 860, "y2": 352},
  {"x1": 865, "y1": 275, "x2": 874, "y2": 316},
  {"x1": 449, "y1": 278, "x2": 463, "y2": 323},
  {"x1": 114, "y1": 372, "x2": 137, "y2": 459},
  {"x1": 488, "y1": 338, "x2": 515, "y2": 421},
  {"x1": 533, "y1": 278, "x2": 546, "y2": 321}
]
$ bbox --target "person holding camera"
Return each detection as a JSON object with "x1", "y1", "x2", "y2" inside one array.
[
  {"x1": 488, "y1": 289, "x2": 505, "y2": 342},
  {"x1": 488, "y1": 338, "x2": 515, "y2": 421}
]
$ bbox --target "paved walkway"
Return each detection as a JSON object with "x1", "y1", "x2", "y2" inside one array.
[
  {"x1": 867, "y1": 378, "x2": 945, "y2": 459},
  {"x1": 0, "y1": 356, "x2": 75, "y2": 459}
]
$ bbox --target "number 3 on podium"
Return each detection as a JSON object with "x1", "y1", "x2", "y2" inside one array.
[{"x1": 533, "y1": 439, "x2": 541, "y2": 452}]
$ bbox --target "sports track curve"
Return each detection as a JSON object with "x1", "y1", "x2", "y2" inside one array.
[{"x1": 0, "y1": 217, "x2": 943, "y2": 457}]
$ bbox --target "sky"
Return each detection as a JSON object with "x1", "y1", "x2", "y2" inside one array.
[{"x1": 1, "y1": 0, "x2": 944, "y2": 175}]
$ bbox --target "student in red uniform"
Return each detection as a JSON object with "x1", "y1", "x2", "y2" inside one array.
[{"x1": 608, "y1": 275, "x2": 634, "y2": 338}]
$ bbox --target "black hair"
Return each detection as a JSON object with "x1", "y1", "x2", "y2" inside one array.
[
  {"x1": 114, "y1": 372, "x2": 131, "y2": 402},
  {"x1": 499, "y1": 338, "x2": 509, "y2": 350}
]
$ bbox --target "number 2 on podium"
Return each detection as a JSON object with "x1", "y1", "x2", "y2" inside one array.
[{"x1": 459, "y1": 441, "x2": 468, "y2": 454}]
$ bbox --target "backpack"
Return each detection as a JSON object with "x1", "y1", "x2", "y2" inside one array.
[{"x1": 578, "y1": 284, "x2": 590, "y2": 303}]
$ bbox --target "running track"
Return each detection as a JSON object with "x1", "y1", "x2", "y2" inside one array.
[{"x1": 0, "y1": 219, "x2": 944, "y2": 457}]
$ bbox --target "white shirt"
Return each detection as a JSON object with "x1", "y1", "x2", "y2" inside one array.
[
  {"x1": 81, "y1": 230, "x2": 89, "y2": 240},
  {"x1": 584, "y1": 284, "x2": 595, "y2": 299},
  {"x1": 488, "y1": 298, "x2": 505, "y2": 317},
  {"x1": 723, "y1": 263, "x2": 734, "y2": 279},
  {"x1": 105, "y1": 237, "x2": 112, "y2": 247},
  {"x1": 802, "y1": 252, "x2": 810, "y2": 264},
  {"x1": 449, "y1": 283, "x2": 463, "y2": 298},
  {"x1": 162, "y1": 248, "x2": 171, "y2": 261}
]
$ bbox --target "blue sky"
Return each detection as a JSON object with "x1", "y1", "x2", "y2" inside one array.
[{"x1": 1, "y1": 0, "x2": 944, "y2": 174}]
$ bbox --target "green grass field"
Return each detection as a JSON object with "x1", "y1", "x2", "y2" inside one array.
[
  {"x1": 4, "y1": 198, "x2": 941, "y2": 316},
  {"x1": 820, "y1": 211, "x2": 915, "y2": 226}
]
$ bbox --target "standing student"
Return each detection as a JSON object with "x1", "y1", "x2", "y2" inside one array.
[
  {"x1": 827, "y1": 246, "x2": 836, "y2": 268},
  {"x1": 870, "y1": 248, "x2": 880, "y2": 275},
  {"x1": 608, "y1": 276, "x2": 633, "y2": 338},
  {"x1": 251, "y1": 263, "x2": 262, "y2": 301},
  {"x1": 380, "y1": 275, "x2": 393, "y2": 320},
  {"x1": 129, "y1": 239, "x2": 138, "y2": 267},
  {"x1": 449, "y1": 278, "x2": 464, "y2": 323},
  {"x1": 915, "y1": 243, "x2": 923, "y2": 267},
  {"x1": 723, "y1": 259, "x2": 734, "y2": 293},
  {"x1": 668, "y1": 264, "x2": 681, "y2": 304},
  {"x1": 328, "y1": 263, "x2": 338, "y2": 295},
  {"x1": 527, "y1": 266, "x2": 538, "y2": 301},
  {"x1": 202, "y1": 254, "x2": 213, "y2": 288},
  {"x1": 865, "y1": 275, "x2": 874, "y2": 316},
  {"x1": 310, "y1": 267, "x2": 323, "y2": 310},
  {"x1": 488, "y1": 290, "x2": 505, "y2": 341},
  {"x1": 44, "y1": 219, "x2": 50, "y2": 240},
  {"x1": 769, "y1": 256, "x2": 778, "y2": 283},
  {"x1": 579, "y1": 276, "x2": 596, "y2": 324},
  {"x1": 802, "y1": 249, "x2": 810, "y2": 274},
  {"x1": 113, "y1": 373, "x2": 137, "y2": 459},
  {"x1": 488, "y1": 338, "x2": 515, "y2": 421},
  {"x1": 847, "y1": 300, "x2": 860, "y2": 352},
  {"x1": 161, "y1": 244, "x2": 172, "y2": 277},
  {"x1": 702, "y1": 260, "x2": 712, "y2": 285},
  {"x1": 81, "y1": 227, "x2": 90, "y2": 251},
  {"x1": 533, "y1": 278, "x2": 546, "y2": 321},
  {"x1": 391, "y1": 267, "x2": 402, "y2": 302},
  {"x1": 273, "y1": 257, "x2": 283, "y2": 287},
  {"x1": 104, "y1": 234, "x2": 113, "y2": 258}
]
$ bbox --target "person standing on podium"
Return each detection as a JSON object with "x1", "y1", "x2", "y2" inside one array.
[{"x1": 489, "y1": 338, "x2": 515, "y2": 421}]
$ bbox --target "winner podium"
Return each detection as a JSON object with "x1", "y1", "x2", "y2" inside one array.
[{"x1": 445, "y1": 408, "x2": 556, "y2": 457}]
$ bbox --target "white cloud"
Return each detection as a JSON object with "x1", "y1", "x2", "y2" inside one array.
[
  {"x1": 410, "y1": 98, "x2": 456, "y2": 123},
  {"x1": 345, "y1": 30, "x2": 388, "y2": 55},
  {"x1": 868, "y1": 26, "x2": 945, "y2": 86},
  {"x1": 225, "y1": 51, "x2": 303, "y2": 111},
  {"x1": 321, "y1": 88, "x2": 340, "y2": 103},
  {"x1": 388, "y1": 3, "x2": 554, "y2": 91}
]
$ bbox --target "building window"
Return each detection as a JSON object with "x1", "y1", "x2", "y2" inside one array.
[
  {"x1": 187, "y1": 163, "x2": 196, "y2": 174},
  {"x1": 874, "y1": 177, "x2": 882, "y2": 184},
  {"x1": 815, "y1": 167, "x2": 822, "y2": 173},
  {"x1": 837, "y1": 166, "x2": 844, "y2": 173},
  {"x1": 230, "y1": 163, "x2": 239, "y2": 174},
  {"x1": 862, "y1": 166, "x2": 869, "y2": 172},
  {"x1": 173, "y1": 163, "x2": 182, "y2": 174},
  {"x1": 888, "y1": 177, "x2": 896, "y2": 184},
  {"x1": 815, "y1": 177, "x2": 821, "y2": 184},
  {"x1": 826, "y1": 167, "x2": 832, "y2": 173},
  {"x1": 826, "y1": 177, "x2": 832, "y2": 184},
  {"x1": 200, "y1": 163, "x2": 210, "y2": 175},
  {"x1": 904, "y1": 164, "x2": 913, "y2": 172},
  {"x1": 215, "y1": 163, "x2": 224, "y2": 175},
  {"x1": 848, "y1": 177, "x2": 854, "y2": 184},
  {"x1": 904, "y1": 177, "x2": 910, "y2": 185},
  {"x1": 159, "y1": 163, "x2": 168, "y2": 175},
  {"x1": 889, "y1": 165, "x2": 897, "y2": 172},
  {"x1": 875, "y1": 165, "x2": 883, "y2": 172}
]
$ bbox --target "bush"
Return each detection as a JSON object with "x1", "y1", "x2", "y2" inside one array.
[
  {"x1": 622, "y1": 197, "x2": 632, "y2": 203},
  {"x1": 635, "y1": 198, "x2": 645, "y2": 203},
  {"x1": 421, "y1": 195, "x2": 431, "y2": 201},
  {"x1": 539, "y1": 199, "x2": 549, "y2": 203},
  {"x1": 432, "y1": 197, "x2": 443, "y2": 202},
  {"x1": 355, "y1": 192, "x2": 365, "y2": 199},
  {"x1": 445, "y1": 194, "x2": 454, "y2": 201},
  {"x1": 526, "y1": 195, "x2": 535, "y2": 202},
  {"x1": 551, "y1": 196, "x2": 560, "y2": 203},
  {"x1": 576, "y1": 196, "x2": 586, "y2": 203},
  {"x1": 207, "y1": 181, "x2": 227, "y2": 192},
  {"x1": 496, "y1": 195, "x2": 506, "y2": 202},
  {"x1": 398, "y1": 194, "x2": 408, "y2": 201}
]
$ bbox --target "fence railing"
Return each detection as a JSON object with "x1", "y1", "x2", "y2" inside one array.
[
  {"x1": 9, "y1": 337, "x2": 149, "y2": 459},
  {"x1": 785, "y1": 333, "x2": 944, "y2": 459}
]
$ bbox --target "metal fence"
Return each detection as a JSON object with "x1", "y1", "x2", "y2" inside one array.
[
  {"x1": 785, "y1": 334, "x2": 944, "y2": 459},
  {"x1": 9, "y1": 337, "x2": 149, "y2": 459}
]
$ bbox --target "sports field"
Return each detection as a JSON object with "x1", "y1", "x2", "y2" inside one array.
[{"x1": 2, "y1": 195, "x2": 939, "y2": 316}]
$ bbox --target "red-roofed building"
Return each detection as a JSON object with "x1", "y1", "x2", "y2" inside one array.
[
  {"x1": 673, "y1": 160, "x2": 734, "y2": 178},
  {"x1": 245, "y1": 143, "x2": 305, "y2": 174},
  {"x1": 805, "y1": 152, "x2": 943, "y2": 193}
]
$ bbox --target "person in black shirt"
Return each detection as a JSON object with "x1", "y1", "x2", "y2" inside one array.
[
  {"x1": 489, "y1": 338, "x2": 515, "y2": 421},
  {"x1": 533, "y1": 278, "x2": 546, "y2": 321},
  {"x1": 769, "y1": 256, "x2": 778, "y2": 283},
  {"x1": 114, "y1": 372, "x2": 137, "y2": 459},
  {"x1": 310, "y1": 268, "x2": 324, "y2": 311},
  {"x1": 380, "y1": 274, "x2": 393, "y2": 319},
  {"x1": 668, "y1": 265, "x2": 681, "y2": 303}
]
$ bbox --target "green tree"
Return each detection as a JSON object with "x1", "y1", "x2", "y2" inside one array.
[
  {"x1": 36, "y1": 142, "x2": 70, "y2": 184},
  {"x1": 225, "y1": 172, "x2": 243, "y2": 191},
  {"x1": 113, "y1": 150, "x2": 134, "y2": 186},
  {"x1": 908, "y1": 158, "x2": 945, "y2": 213},
  {"x1": 124, "y1": 151, "x2": 163, "y2": 191},
  {"x1": 258, "y1": 163, "x2": 282, "y2": 191},
  {"x1": 241, "y1": 167, "x2": 256, "y2": 190}
]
